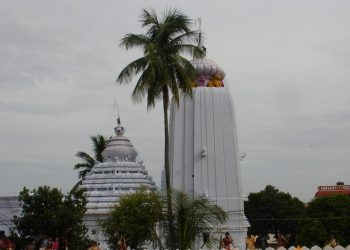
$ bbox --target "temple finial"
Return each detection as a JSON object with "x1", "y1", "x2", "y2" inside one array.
[
  {"x1": 114, "y1": 97, "x2": 124, "y2": 136},
  {"x1": 114, "y1": 97, "x2": 121, "y2": 126},
  {"x1": 195, "y1": 17, "x2": 206, "y2": 55}
]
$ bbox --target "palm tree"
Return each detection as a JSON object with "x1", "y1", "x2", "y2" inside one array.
[
  {"x1": 162, "y1": 190, "x2": 227, "y2": 250},
  {"x1": 74, "y1": 135, "x2": 107, "y2": 180},
  {"x1": 117, "y1": 8, "x2": 203, "y2": 192},
  {"x1": 117, "y1": 9, "x2": 203, "y2": 249}
]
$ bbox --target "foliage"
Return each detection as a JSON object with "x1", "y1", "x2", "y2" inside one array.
[
  {"x1": 74, "y1": 135, "x2": 107, "y2": 179},
  {"x1": 296, "y1": 219, "x2": 327, "y2": 247},
  {"x1": 296, "y1": 195, "x2": 350, "y2": 247},
  {"x1": 101, "y1": 189, "x2": 227, "y2": 250},
  {"x1": 244, "y1": 185, "x2": 304, "y2": 246},
  {"x1": 12, "y1": 186, "x2": 88, "y2": 250},
  {"x1": 163, "y1": 190, "x2": 227, "y2": 250},
  {"x1": 101, "y1": 188, "x2": 163, "y2": 250}
]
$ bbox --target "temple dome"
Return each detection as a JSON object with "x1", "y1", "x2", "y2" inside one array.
[
  {"x1": 102, "y1": 125, "x2": 138, "y2": 162},
  {"x1": 190, "y1": 57, "x2": 225, "y2": 87},
  {"x1": 191, "y1": 57, "x2": 225, "y2": 80}
]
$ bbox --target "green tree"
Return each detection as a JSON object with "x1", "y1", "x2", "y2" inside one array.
[
  {"x1": 101, "y1": 189, "x2": 227, "y2": 250},
  {"x1": 165, "y1": 190, "x2": 227, "y2": 250},
  {"x1": 296, "y1": 195, "x2": 350, "y2": 247},
  {"x1": 101, "y1": 188, "x2": 163, "y2": 250},
  {"x1": 117, "y1": 8, "x2": 203, "y2": 249},
  {"x1": 12, "y1": 186, "x2": 88, "y2": 250},
  {"x1": 74, "y1": 135, "x2": 107, "y2": 179},
  {"x1": 296, "y1": 220, "x2": 327, "y2": 247},
  {"x1": 245, "y1": 185, "x2": 304, "y2": 246}
]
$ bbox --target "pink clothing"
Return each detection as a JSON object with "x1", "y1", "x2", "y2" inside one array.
[{"x1": 52, "y1": 241, "x2": 59, "y2": 250}]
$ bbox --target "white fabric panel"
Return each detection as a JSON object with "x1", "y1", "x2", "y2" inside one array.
[{"x1": 169, "y1": 87, "x2": 248, "y2": 249}]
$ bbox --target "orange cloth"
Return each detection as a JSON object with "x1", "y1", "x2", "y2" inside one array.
[{"x1": 245, "y1": 236, "x2": 256, "y2": 250}]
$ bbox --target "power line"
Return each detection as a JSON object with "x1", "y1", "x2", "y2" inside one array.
[{"x1": 247, "y1": 216, "x2": 350, "y2": 221}]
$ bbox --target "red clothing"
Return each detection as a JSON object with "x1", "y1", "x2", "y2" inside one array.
[
  {"x1": 1, "y1": 238, "x2": 16, "y2": 250},
  {"x1": 223, "y1": 236, "x2": 233, "y2": 250},
  {"x1": 52, "y1": 241, "x2": 59, "y2": 250}
]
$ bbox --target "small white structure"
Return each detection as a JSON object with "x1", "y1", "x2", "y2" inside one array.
[
  {"x1": 0, "y1": 194, "x2": 20, "y2": 234},
  {"x1": 169, "y1": 55, "x2": 249, "y2": 249},
  {"x1": 81, "y1": 122, "x2": 156, "y2": 248}
]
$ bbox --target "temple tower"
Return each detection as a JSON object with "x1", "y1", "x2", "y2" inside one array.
[
  {"x1": 169, "y1": 54, "x2": 248, "y2": 248},
  {"x1": 81, "y1": 121, "x2": 156, "y2": 248}
]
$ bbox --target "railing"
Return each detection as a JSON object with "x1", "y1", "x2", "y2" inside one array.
[
  {"x1": 259, "y1": 246, "x2": 350, "y2": 250},
  {"x1": 317, "y1": 185, "x2": 350, "y2": 191},
  {"x1": 135, "y1": 246, "x2": 350, "y2": 250},
  {"x1": 156, "y1": 246, "x2": 350, "y2": 250}
]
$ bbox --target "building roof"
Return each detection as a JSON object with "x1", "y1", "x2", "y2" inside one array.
[{"x1": 314, "y1": 184, "x2": 350, "y2": 197}]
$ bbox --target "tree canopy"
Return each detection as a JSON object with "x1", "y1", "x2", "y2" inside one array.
[
  {"x1": 12, "y1": 186, "x2": 88, "y2": 250},
  {"x1": 297, "y1": 195, "x2": 350, "y2": 247},
  {"x1": 101, "y1": 188, "x2": 163, "y2": 250},
  {"x1": 244, "y1": 185, "x2": 304, "y2": 246},
  {"x1": 101, "y1": 189, "x2": 227, "y2": 250}
]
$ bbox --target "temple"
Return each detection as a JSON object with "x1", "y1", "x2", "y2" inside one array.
[
  {"x1": 169, "y1": 51, "x2": 249, "y2": 248},
  {"x1": 81, "y1": 121, "x2": 156, "y2": 247}
]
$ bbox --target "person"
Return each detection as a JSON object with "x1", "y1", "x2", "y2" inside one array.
[
  {"x1": 117, "y1": 237, "x2": 127, "y2": 250},
  {"x1": 256, "y1": 234, "x2": 268, "y2": 250},
  {"x1": 222, "y1": 232, "x2": 234, "y2": 250},
  {"x1": 60, "y1": 237, "x2": 68, "y2": 250},
  {"x1": 0, "y1": 231, "x2": 6, "y2": 250},
  {"x1": 0, "y1": 231, "x2": 16, "y2": 250},
  {"x1": 52, "y1": 237, "x2": 59, "y2": 250},
  {"x1": 47, "y1": 237, "x2": 53, "y2": 250},
  {"x1": 245, "y1": 232, "x2": 256, "y2": 250},
  {"x1": 88, "y1": 241, "x2": 101, "y2": 250},
  {"x1": 41, "y1": 236, "x2": 48, "y2": 249},
  {"x1": 328, "y1": 236, "x2": 337, "y2": 248},
  {"x1": 276, "y1": 232, "x2": 288, "y2": 248},
  {"x1": 24, "y1": 241, "x2": 34, "y2": 250}
]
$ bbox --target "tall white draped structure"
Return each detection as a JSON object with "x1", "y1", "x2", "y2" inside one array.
[{"x1": 169, "y1": 56, "x2": 249, "y2": 248}]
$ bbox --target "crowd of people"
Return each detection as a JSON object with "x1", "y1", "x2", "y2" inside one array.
[
  {"x1": 0, "y1": 232, "x2": 69, "y2": 250},
  {"x1": 37, "y1": 236, "x2": 67, "y2": 250},
  {"x1": 0, "y1": 229, "x2": 340, "y2": 250}
]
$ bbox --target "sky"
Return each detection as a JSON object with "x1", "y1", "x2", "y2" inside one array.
[{"x1": 0, "y1": 0, "x2": 349, "y2": 202}]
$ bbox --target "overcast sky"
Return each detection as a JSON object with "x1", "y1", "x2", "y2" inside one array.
[{"x1": 1, "y1": 0, "x2": 349, "y2": 202}]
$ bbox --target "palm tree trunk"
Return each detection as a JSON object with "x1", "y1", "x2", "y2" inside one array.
[
  {"x1": 163, "y1": 88, "x2": 170, "y2": 191},
  {"x1": 163, "y1": 87, "x2": 175, "y2": 250}
]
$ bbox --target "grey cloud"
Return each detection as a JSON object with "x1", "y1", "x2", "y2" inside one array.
[{"x1": 0, "y1": 95, "x2": 106, "y2": 115}]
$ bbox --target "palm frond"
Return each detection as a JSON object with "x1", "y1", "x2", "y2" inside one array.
[
  {"x1": 141, "y1": 8, "x2": 159, "y2": 28},
  {"x1": 117, "y1": 57, "x2": 148, "y2": 83},
  {"x1": 120, "y1": 33, "x2": 150, "y2": 50},
  {"x1": 173, "y1": 43, "x2": 204, "y2": 58},
  {"x1": 75, "y1": 151, "x2": 95, "y2": 164},
  {"x1": 161, "y1": 8, "x2": 192, "y2": 34},
  {"x1": 90, "y1": 135, "x2": 107, "y2": 162}
]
